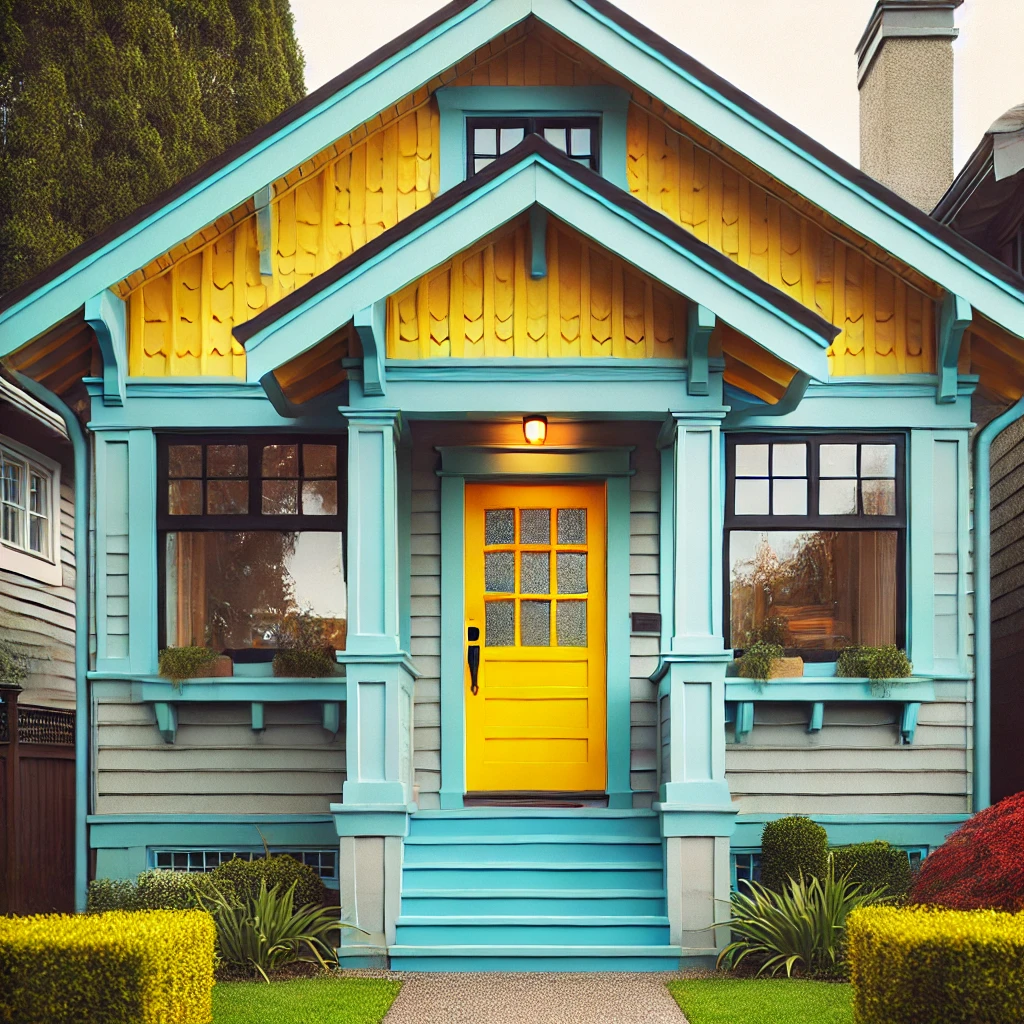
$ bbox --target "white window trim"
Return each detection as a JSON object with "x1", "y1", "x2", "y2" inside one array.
[{"x1": 0, "y1": 434, "x2": 62, "y2": 586}]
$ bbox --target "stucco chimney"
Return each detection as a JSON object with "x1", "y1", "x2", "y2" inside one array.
[{"x1": 856, "y1": 0, "x2": 962, "y2": 211}]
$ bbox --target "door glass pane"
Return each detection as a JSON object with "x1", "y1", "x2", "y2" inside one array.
[
  {"x1": 169, "y1": 479, "x2": 202, "y2": 515},
  {"x1": 557, "y1": 552, "x2": 587, "y2": 593},
  {"x1": 520, "y1": 551, "x2": 550, "y2": 594},
  {"x1": 772, "y1": 444, "x2": 806, "y2": 476},
  {"x1": 208, "y1": 479, "x2": 249, "y2": 514},
  {"x1": 262, "y1": 479, "x2": 297, "y2": 515},
  {"x1": 861, "y1": 444, "x2": 896, "y2": 477},
  {"x1": 262, "y1": 444, "x2": 298, "y2": 478},
  {"x1": 772, "y1": 479, "x2": 807, "y2": 516},
  {"x1": 735, "y1": 444, "x2": 768, "y2": 476},
  {"x1": 485, "y1": 600, "x2": 515, "y2": 646},
  {"x1": 520, "y1": 508, "x2": 551, "y2": 544},
  {"x1": 485, "y1": 508, "x2": 514, "y2": 545},
  {"x1": 303, "y1": 444, "x2": 337, "y2": 478},
  {"x1": 302, "y1": 480, "x2": 338, "y2": 515},
  {"x1": 485, "y1": 551, "x2": 515, "y2": 593},
  {"x1": 520, "y1": 600, "x2": 551, "y2": 646},
  {"x1": 207, "y1": 444, "x2": 247, "y2": 477},
  {"x1": 819, "y1": 479, "x2": 857, "y2": 515},
  {"x1": 735, "y1": 479, "x2": 769, "y2": 515},
  {"x1": 557, "y1": 600, "x2": 587, "y2": 646},
  {"x1": 557, "y1": 508, "x2": 587, "y2": 544},
  {"x1": 168, "y1": 445, "x2": 202, "y2": 477},
  {"x1": 820, "y1": 444, "x2": 857, "y2": 477},
  {"x1": 862, "y1": 479, "x2": 896, "y2": 516}
]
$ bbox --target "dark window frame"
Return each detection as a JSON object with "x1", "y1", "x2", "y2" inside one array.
[
  {"x1": 466, "y1": 116, "x2": 601, "y2": 176},
  {"x1": 724, "y1": 432, "x2": 907, "y2": 661}
]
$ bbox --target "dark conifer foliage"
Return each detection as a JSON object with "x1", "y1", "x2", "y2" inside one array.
[{"x1": 0, "y1": 0, "x2": 305, "y2": 293}]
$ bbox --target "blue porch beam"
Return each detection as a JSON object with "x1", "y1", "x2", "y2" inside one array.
[
  {"x1": 354, "y1": 300, "x2": 387, "y2": 397},
  {"x1": 686, "y1": 304, "x2": 716, "y2": 396},
  {"x1": 937, "y1": 292, "x2": 971, "y2": 404},
  {"x1": 84, "y1": 289, "x2": 127, "y2": 407}
]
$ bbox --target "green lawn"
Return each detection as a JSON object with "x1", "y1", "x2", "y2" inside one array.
[
  {"x1": 668, "y1": 978, "x2": 853, "y2": 1024},
  {"x1": 213, "y1": 977, "x2": 401, "y2": 1024}
]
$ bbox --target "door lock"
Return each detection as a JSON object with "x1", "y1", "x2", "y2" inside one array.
[{"x1": 467, "y1": 626, "x2": 480, "y2": 695}]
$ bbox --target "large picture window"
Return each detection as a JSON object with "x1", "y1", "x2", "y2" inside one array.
[
  {"x1": 725, "y1": 435, "x2": 906, "y2": 658},
  {"x1": 158, "y1": 436, "x2": 346, "y2": 655}
]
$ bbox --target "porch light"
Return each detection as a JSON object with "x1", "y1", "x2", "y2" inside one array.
[{"x1": 523, "y1": 415, "x2": 548, "y2": 445}]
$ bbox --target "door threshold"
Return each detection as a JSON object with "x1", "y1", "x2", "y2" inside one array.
[{"x1": 464, "y1": 791, "x2": 609, "y2": 808}]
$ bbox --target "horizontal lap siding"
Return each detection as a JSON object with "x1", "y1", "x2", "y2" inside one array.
[
  {"x1": 0, "y1": 481, "x2": 76, "y2": 708},
  {"x1": 94, "y1": 684, "x2": 345, "y2": 813},
  {"x1": 726, "y1": 695, "x2": 971, "y2": 815}
]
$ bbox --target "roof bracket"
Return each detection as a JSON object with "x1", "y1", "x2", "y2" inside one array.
[
  {"x1": 530, "y1": 206, "x2": 548, "y2": 279},
  {"x1": 354, "y1": 300, "x2": 387, "y2": 397},
  {"x1": 153, "y1": 701, "x2": 177, "y2": 744},
  {"x1": 687, "y1": 303, "x2": 716, "y2": 395},
  {"x1": 937, "y1": 291, "x2": 972, "y2": 404},
  {"x1": 84, "y1": 289, "x2": 127, "y2": 407},
  {"x1": 254, "y1": 185, "x2": 274, "y2": 279}
]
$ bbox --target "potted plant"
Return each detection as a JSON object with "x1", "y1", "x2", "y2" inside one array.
[
  {"x1": 272, "y1": 612, "x2": 338, "y2": 678},
  {"x1": 158, "y1": 644, "x2": 231, "y2": 686},
  {"x1": 837, "y1": 644, "x2": 912, "y2": 695},
  {"x1": 737, "y1": 615, "x2": 803, "y2": 680}
]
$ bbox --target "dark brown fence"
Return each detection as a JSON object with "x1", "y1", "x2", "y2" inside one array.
[{"x1": 0, "y1": 686, "x2": 75, "y2": 915}]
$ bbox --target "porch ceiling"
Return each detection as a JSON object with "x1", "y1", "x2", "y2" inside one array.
[{"x1": 239, "y1": 136, "x2": 836, "y2": 408}]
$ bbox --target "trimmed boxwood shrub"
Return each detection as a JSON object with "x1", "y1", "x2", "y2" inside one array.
[
  {"x1": 760, "y1": 816, "x2": 829, "y2": 892},
  {"x1": 910, "y1": 791, "x2": 1024, "y2": 912},
  {"x1": 0, "y1": 909, "x2": 215, "y2": 1024},
  {"x1": 87, "y1": 869, "x2": 222, "y2": 913},
  {"x1": 847, "y1": 905, "x2": 1024, "y2": 1024},
  {"x1": 831, "y1": 840, "x2": 912, "y2": 900},
  {"x1": 209, "y1": 854, "x2": 325, "y2": 910}
]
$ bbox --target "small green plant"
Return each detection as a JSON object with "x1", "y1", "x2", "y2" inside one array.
[
  {"x1": 836, "y1": 644, "x2": 912, "y2": 694},
  {"x1": 831, "y1": 841, "x2": 912, "y2": 902},
  {"x1": 195, "y1": 879, "x2": 349, "y2": 982},
  {"x1": 0, "y1": 636, "x2": 28, "y2": 686},
  {"x1": 761, "y1": 816, "x2": 829, "y2": 892},
  {"x1": 210, "y1": 853, "x2": 325, "y2": 912},
  {"x1": 717, "y1": 861, "x2": 884, "y2": 978},
  {"x1": 738, "y1": 640, "x2": 785, "y2": 681},
  {"x1": 86, "y1": 869, "x2": 222, "y2": 912},
  {"x1": 746, "y1": 615, "x2": 791, "y2": 648},
  {"x1": 158, "y1": 644, "x2": 219, "y2": 684},
  {"x1": 272, "y1": 612, "x2": 336, "y2": 678}
]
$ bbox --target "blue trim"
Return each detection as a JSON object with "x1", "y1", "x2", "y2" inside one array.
[
  {"x1": 436, "y1": 445, "x2": 633, "y2": 479},
  {"x1": 331, "y1": 805, "x2": 412, "y2": 837},
  {"x1": 730, "y1": 812, "x2": 970, "y2": 849},
  {"x1": 530, "y1": 206, "x2": 548, "y2": 278},
  {"x1": 439, "y1": 474, "x2": 466, "y2": 809},
  {"x1": 686, "y1": 304, "x2": 715, "y2": 396},
  {"x1": 254, "y1": 185, "x2": 274, "y2": 277},
  {"x1": 385, "y1": 358, "x2": 689, "y2": 382},
  {"x1": 84, "y1": 290, "x2": 127, "y2": 407},
  {"x1": 436, "y1": 84, "x2": 630, "y2": 192},
  {"x1": 354, "y1": 300, "x2": 387, "y2": 397},
  {"x1": 937, "y1": 293, "x2": 971, "y2": 404},
  {"x1": 972, "y1": 395, "x2": 1024, "y2": 810},
  {"x1": 724, "y1": 679, "x2": 936, "y2": 703},
  {"x1": 12, "y1": 372, "x2": 90, "y2": 912},
  {"x1": 606, "y1": 474, "x2": 632, "y2": 808}
]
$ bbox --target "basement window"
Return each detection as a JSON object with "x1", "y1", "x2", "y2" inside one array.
[
  {"x1": 151, "y1": 848, "x2": 338, "y2": 882},
  {"x1": 467, "y1": 116, "x2": 600, "y2": 175}
]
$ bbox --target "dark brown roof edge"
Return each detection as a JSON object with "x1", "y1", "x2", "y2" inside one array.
[
  {"x1": 235, "y1": 134, "x2": 839, "y2": 347},
  {"x1": 4, "y1": 0, "x2": 1023, "y2": 320}
]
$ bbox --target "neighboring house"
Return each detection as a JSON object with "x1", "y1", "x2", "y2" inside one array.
[
  {"x1": 1, "y1": 0, "x2": 1023, "y2": 968},
  {"x1": 934, "y1": 103, "x2": 1024, "y2": 804}
]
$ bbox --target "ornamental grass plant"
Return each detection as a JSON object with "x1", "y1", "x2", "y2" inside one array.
[{"x1": 847, "y1": 905, "x2": 1024, "y2": 1024}]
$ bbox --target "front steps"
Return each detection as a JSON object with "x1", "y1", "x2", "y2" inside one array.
[{"x1": 390, "y1": 808, "x2": 681, "y2": 971}]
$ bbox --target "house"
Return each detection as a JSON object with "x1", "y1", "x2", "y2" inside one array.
[
  {"x1": 934, "y1": 101, "x2": 1024, "y2": 804},
  {"x1": 1, "y1": 0, "x2": 1022, "y2": 969},
  {"x1": 0, "y1": 374, "x2": 78, "y2": 913}
]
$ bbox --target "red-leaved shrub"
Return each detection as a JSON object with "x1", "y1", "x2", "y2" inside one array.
[{"x1": 910, "y1": 791, "x2": 1024, "y2": 911}]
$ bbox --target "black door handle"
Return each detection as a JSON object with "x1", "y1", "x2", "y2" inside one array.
[{"x1": 467, "y1": 626, "x2": 480, "y2": 695}]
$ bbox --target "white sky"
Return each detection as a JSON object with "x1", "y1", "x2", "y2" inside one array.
[{"x1": 292, "y1": 0, "x2": 1024, "y2": 174}]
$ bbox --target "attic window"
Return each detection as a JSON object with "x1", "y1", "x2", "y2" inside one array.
[{"x1": 467, "y1": 117, "x2": 600, "y2": 175}]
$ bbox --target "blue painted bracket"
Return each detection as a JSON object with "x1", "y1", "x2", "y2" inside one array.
[
  {"x1": 734, "y1": 702, "x2": 754, "y2": 742},
  {"x1": 530, "y1": 205, "x2": 548, "y2": 279},
  {"x1": 900, "y1": 702, "x2": 921, "y2": 745},
  {"x1": 251, "y1": 702, "x2": 265, "y2": 732},
  {"x1": 254, "y1": 185, "x2": 274, "y2": 278},
  {"x1": 322, "y1": 702, "x2": 341, "y2": 737},
  {"x1": 686, "y1": 303, "x2": 716, "y2": 396},
  {"x1": 153, "y1": 702, "x2": 178, "y2": 744},
  {"x1": 808, "y1": 701, "x2": 824, "y2": 733},
  {"x1": 84, "y1": 289, "x2": 127, "y2": 407},
  {"x1": 937, "y1": 292, "x2": 971, "y2": 404},
  {"x1": 354, "y1": 300, "x2": 387, "y2": 397}
]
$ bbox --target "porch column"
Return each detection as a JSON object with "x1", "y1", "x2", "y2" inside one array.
[
  {"x1": 655, "y1": 412, "x2": 735, "y2": 961},
  {"x1": 333, "y1": 410, "x2": 414, "y2": 967}
]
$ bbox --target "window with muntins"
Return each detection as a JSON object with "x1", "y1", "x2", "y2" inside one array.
[
  {"x1": 467, "y1": 116, "x2": 600, "y2": 176},
  {"x1": 725, "y1": 435, "x2": 906, "y2": 659},
  {"x1": 0, "y1": 436, "x2": 60, "y2": 585},
  {"x1": 158, "y1": 436, "x2": 346, "y2": 655},
  {"x1": 152, "y1": 848, "x2": 338, "y2": 881}
]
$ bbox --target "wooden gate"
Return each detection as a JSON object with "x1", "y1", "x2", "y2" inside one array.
[{"x1": 0, "y1": 686, "x2": 75, "y2": 914}]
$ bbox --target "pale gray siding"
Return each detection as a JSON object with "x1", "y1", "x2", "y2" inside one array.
[{"x1": 94, "y1": 682, "x2": 345, "y2": 813}]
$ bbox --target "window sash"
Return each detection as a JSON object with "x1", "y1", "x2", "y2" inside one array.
[
  {"x1": 466, "y1": 116, "x2": 601, "y2": 175},
  {"x1": 0, "y1": 444, "x2": 53, "y2": 560}
]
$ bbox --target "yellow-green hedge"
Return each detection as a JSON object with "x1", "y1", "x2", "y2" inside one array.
[
  {"x1": 0, "y1": 909, "x2": 216, "y2": 1024},
  {"x1": 847, "y1": 906, "x2": 1024, "y2": 1023}
]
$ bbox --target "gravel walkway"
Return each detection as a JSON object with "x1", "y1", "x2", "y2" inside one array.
[{"x1": 379, "y1": 971, "x2": 688, "y2": 1024}]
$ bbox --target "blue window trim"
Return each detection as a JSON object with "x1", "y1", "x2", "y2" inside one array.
[{"x1": 436, "y1": 86, "x2": 630, "y2": 193}]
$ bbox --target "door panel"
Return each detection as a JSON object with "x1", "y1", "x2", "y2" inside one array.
[{"x1": 465, "y1": 482, "x2": 606, "y2": 792}]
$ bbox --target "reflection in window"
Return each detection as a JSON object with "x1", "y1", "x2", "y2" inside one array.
[
  {"x1": 164, "y1": 532, "x2": 346, "y2": 651},
  {"x1": 729, "y1": 530, "x2": 898, "y2": 651}
]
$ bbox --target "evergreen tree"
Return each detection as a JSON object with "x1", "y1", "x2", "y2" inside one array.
[{"x1": 0, "y1": 0, "x2": 305, "y2": 294}]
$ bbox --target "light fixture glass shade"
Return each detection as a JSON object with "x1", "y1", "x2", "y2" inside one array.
[{"x1": 523, "y1": 416, "x2": 548, "y2": 445}]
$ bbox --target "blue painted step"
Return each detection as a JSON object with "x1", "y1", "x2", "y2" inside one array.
[{"x1": 393, "y1": 809, "x2": 679, "y2": 972}]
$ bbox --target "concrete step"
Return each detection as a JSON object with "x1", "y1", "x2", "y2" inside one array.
[{"x1": 388, "y1": 944, "x2": 684, "y2": 972}]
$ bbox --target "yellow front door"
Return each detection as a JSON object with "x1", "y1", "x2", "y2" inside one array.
[{"x1": 465, "y1": 482, "x2": 607, "y2": 793}]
